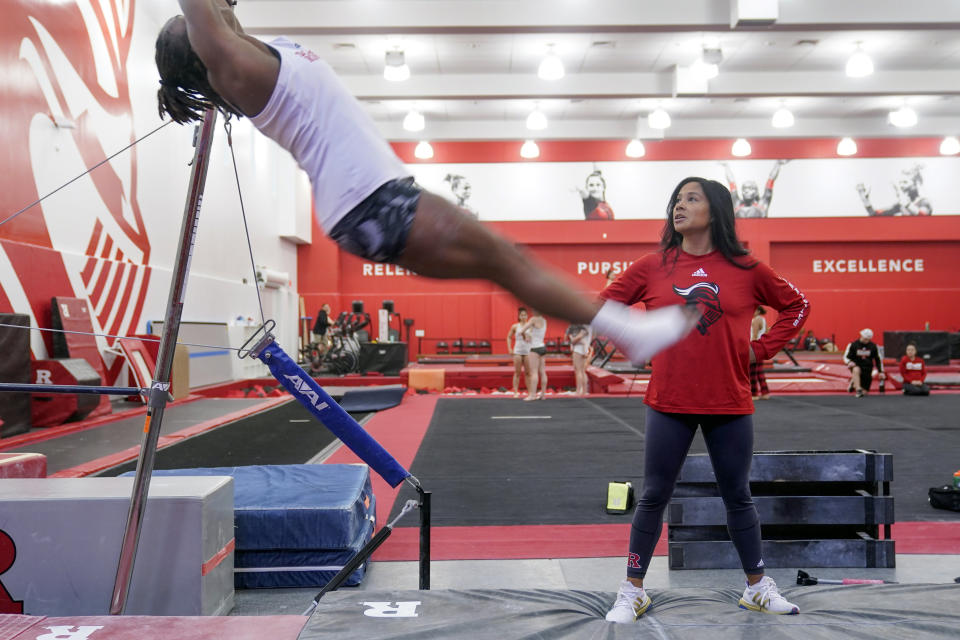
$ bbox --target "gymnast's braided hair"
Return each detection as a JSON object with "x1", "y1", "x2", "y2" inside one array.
[{"x1": 155, "y1": 16, "x2": 243, "y2": 124}]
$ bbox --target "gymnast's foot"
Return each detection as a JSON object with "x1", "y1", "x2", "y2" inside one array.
[
  {"x1": 605, "y1": 579, "x2": 651, "y2": 623},
  {"x1": 590, "y1": 300, "x2": 700, "y2": 366},
  {"x1": 738, "y1": 576, "x2": 799, "y2": 615}
]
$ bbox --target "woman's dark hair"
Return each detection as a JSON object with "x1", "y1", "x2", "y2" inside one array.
[
  {"x1": 660, "y1": 177, "x2": 755, "y2": 270},
  {"x1": 906, "y1": 341, "x2": 918, "y2": 349},
  {"x1": 155, "y1": 17, "x2": 242, "y2": 124}
]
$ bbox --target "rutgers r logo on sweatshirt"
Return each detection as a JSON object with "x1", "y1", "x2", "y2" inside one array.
[{"x1": 673, "y1": 281, "x2": 723, "y2": 335}]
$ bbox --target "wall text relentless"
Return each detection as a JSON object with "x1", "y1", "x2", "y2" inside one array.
[{"x1": 362, "y1": 263, "x2": 415, "y2": 276}]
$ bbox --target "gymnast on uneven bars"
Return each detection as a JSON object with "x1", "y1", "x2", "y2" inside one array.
[{"x1": 155, "y1": 0, "x2": 699, "y2": 369}]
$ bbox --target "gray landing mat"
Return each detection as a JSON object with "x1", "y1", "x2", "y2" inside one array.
[{"x1": 300, "y1": 585, "x2": 960, "y2": 640}]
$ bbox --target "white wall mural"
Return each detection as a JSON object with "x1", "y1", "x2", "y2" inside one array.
[{"x1": 412, "y1": 157, "x2": 959, "y2": 221}]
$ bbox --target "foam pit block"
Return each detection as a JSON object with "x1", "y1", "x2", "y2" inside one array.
[
  {"x1": 0, "y1": 453, "x2": 46, "y2": 478},
  {"x1": 0, "y1": 477, "x2": 234, "y2": 616},
  {"x1": 408, "y1": 368, "x2": 445, "y2": 391}
]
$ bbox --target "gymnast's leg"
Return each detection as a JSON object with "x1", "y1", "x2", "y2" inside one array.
[{"x1": 395, "y1": 191, "x2": 698, "y2": 363}]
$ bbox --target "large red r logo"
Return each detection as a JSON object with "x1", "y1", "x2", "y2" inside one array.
[{"x1": 0, "y1": 529, "x2": 24, "y2": 613}]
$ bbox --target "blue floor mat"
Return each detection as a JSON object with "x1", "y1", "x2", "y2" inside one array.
[{"x1": 338, "y1": 386, "x2": 405, "y2": 412}]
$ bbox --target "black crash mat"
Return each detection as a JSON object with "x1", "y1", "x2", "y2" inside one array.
[
  {"x1": 388, "y1": 396, "x2": 960, "y2": 526},
  {"x1": 103, "y1": 399, "x2": 365, "y2": 475},
  {"x1": 390, "y1": 397, "x2": 650, "y2": 526},
  {"x1": 9, "y1": 397, "x2": 270, "y2": 473},
  {"x1": 301, "y1": 585, "x2": 960, "y2": 639}
]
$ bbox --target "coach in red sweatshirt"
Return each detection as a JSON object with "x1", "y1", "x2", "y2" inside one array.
[{"x1": 600, "y1": 176, "x2": 808, "y2": 623}]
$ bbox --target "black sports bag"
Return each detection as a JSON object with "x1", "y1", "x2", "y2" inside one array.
[{"x1": 928, "y1": 485, "x2": 960, "y2": 512}]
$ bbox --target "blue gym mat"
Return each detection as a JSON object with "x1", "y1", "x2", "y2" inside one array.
[
  {"x1": 338, "y1": 386, "x2": 405, "y2": 412},
  {"x1": 126, "y1": 464, "x2": 376, "y2": 588}
]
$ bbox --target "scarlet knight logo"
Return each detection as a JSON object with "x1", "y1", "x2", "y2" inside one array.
[
  {"x1": 673, "y1": 282, "x2": 723, "y2": 335},
  {"x1": 4, "y1": 0, "x2": 151, "y2": 383}
]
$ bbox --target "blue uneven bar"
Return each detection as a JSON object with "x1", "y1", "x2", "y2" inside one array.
[{"x1": 256, "y1": 341, "x2": 411, "y2": 488}]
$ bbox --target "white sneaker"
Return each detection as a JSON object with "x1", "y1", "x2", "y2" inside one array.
[
  {"x1": 738, "y1": 576, "x2": 799, "y2": 615},
  {"x1": 605, "y1": 579, "x2": 652, "y2": 623},
  {"x1": 590, "y1": 301, "x2": 700, "y2": 366}
]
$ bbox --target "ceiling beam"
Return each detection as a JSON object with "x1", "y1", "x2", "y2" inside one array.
[
  {"x1": 375, "y1": 116, "x2": 960, "y2": 141},
  {"x1": 239, "y1": 0, "x2": 960, "y2": 34},
  {"x1": 340, "y1": 70, "x2": 960, "y2": 101}
]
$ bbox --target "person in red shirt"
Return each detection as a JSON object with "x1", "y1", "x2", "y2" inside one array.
[
  {"x1": 601, "y1": 177, "x2": 809, "y2": 623},
  {"x1": 899, "y1": 342, "x2": 930, "y2": 396}
]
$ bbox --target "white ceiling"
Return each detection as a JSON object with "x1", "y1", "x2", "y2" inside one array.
[{"x1": 237, "y1": 0, "x2": 960, "y2": 140}]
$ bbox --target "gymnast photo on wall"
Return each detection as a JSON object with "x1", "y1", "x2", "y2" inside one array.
[
  {"x1": 720, "y1": 160, "x2": 788, "y2": 218},
  {"x1": 574, "y1": 168, "x2": 615, "y2": 220},
  {"x1": 443, "y1": 173, "x2": 478, "y2": 217},
  {"x1": 856, "y1": 164, "x2": 933, "y2": 216}
]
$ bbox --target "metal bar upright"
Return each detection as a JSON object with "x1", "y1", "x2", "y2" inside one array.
[
  {"x1": 418, "y1": 486, "x2": 431, "y2": 590},
  {"x1": 109, "y1": 109, "x2": 219, "y2": 614}
]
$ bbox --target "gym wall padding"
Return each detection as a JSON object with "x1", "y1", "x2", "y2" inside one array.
[
  {"x1": 883, "y1": 330, "x2": 951, "y2": 364},
  {"x1": 0, "y1": 313, "x2": 31, "y2": 438},
  {"x1": 300, "y1": 215, "x2": 960, "y2": 357},
  {"x1": 30, "y1": 358, "x2": 104, "y2": 427},
  {"x1": 50, "y1": 297, "x2": 110, "y2": 418}
]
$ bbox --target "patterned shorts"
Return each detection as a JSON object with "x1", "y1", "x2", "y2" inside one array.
[{"x1": 329, "y1": 177, "x2": 422, "y2": 263}]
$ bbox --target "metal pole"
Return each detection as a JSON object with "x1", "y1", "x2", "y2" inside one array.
[
  {"x1": 110, "y1": 109, "x2": 218, "y2": 614},
  {"x1": 418, "y1": 486, "x2": 431, "y2": 590}
]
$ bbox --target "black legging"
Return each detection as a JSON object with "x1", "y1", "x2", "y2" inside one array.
[{"x1": 626, "y1": 408, "x2": 764, "y2": 579}]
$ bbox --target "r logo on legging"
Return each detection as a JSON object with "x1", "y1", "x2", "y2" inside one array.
[{"x1": 0, "y1": 529, "x2": 24, "y2": 614}]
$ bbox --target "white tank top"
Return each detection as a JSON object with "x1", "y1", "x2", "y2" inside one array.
[
  {"x1": 756, "y1": 317, "x2": 767, "y2": 338},
  {"x1": 512, "y1": 324, "x2": 530, "y2": 354},
  {"x1": 528, "y1": 319, "x2": 546, "y2": 349},
  {"x1": 249, "y1": 38, "x2": 410, "y2": 233}
]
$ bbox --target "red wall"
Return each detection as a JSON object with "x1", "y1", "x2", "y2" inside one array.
[
  {"x1": 299, "y1": 137, "x2": 960, "y2": 356},
  {"x1": 298, "y1": 214, "x2": 960, "y2": 357}
]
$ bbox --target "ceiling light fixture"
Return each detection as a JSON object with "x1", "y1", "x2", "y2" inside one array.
[
  {"x1": 384, "y1": 49, "x2": 410, "y2": 82},
  {"x1": 648, "y1": 107, "x2": 671, "y2": 130},
  {"x1": 837, "y1": 137, "x2": 858, "y2": 156},
  {"x1": 692, "y1": 44, "x2": 722, "y2": 80},
  {"x1": 887, "y1": 105, "x2": 918, "y2": 128},
  {"x1": 845, "y1": 44, "x2": 873, "y2": 78},
  {"x1": 625, "y1": 139, "x2": 646, "y2": 158},
  {"x1": 520, "y1": 140, "x2": 540, "y2": 159},
  {"x1": 526, "y1": 106, "x2": 548, "y2": 130},
  {"x1": 940, "y1": 136, "x2": 960, "y2": 156},
  {"x1": 538, "y1": 46, "x2": 565, "y2": 81},
  {"x1": 402, "y1": 109, "x2": 425, "y2": 132},
  {"x1": 771, "y1": 105, "x2": 795, "y2": 128},
  {"x1": 690, "y1": 57, "x2": 719, "y2": 80},
  {"x1": 731, "y1": 138, "x2": 752, "y2": 157},
  {"x1": 414, "y1": 140, "x2": 434, "y2": 159}
]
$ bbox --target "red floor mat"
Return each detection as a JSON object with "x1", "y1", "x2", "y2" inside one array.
[{"x1": 373, "y1": 521, "x2": 960, "y2": 562}]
